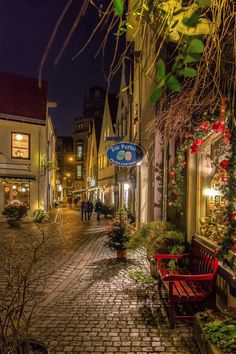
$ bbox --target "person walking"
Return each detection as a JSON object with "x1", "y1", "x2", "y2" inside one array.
[
  {"x1": 68, "y1": 196, "x2": 73, "y2": 208},
  {"x1": 74, "y1": 196, "x2": 78, "y2": 209},
  {"x1": 80, "y1": 198, "x2": 88, "y2": 221},
  {"x1": 87, "y1": 199, "x2": 94, "y2": 220},
  {"x1": 95, "y1": 198, "x2": 103, "y2": 221}
]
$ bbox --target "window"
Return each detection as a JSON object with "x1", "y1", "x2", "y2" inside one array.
[
  {"x1": 12, "y1": 133, "x2": 30, "y2": 159},
  {"x1": 77, "y1": 123, "x2": 83, "y2": 131},
  {"x1": 4, "y1": 181, "x2": 30, "y2": 208},
  {"x1": 76, "y1": 144, "x2": 83, "y2": 159},
  {"x1": 76, "y1": 165, "x2": 82, "y2": 178}
]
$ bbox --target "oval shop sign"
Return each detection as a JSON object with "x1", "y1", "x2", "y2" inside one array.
[{"x1": 107, "y1": 142, "x2": 144, "y2": 167}]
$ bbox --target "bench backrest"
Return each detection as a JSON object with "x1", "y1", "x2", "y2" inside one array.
[{"x1": 189, "y1": 236, "x2": 218, "y2": 277}]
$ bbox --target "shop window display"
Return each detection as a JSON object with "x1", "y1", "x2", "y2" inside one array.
[{"x1": 4, "y1": 181, "x2": 30, "y2": 208}]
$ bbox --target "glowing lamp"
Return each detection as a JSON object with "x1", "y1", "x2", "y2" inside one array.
[
  {"x1": 203, "y1": 188, "x2": 222, "y2": 197},
  {"x1": 15, "y1": 134, "x2": 23, "y2": 141}
]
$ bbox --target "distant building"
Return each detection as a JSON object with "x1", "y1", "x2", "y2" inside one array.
[
  {"x1": 56, "y1": 136, "x2": 74, "y2": 201},
  {"x1": 97, "y1": 94, "x2": 118, "y2": 205},
  {"x1": 0, "y1": 71, "x2": 56, "y2": 220},
  {"x1": 72, "y1": 87, "x2": 106, "y2": 199}
]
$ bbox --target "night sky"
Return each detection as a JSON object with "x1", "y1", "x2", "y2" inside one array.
[{"x1": 0, "y1": 0, "x2": 121, "y2": 135}]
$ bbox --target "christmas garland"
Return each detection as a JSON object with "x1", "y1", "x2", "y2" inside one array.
[{"x1": 168, "y1": 98, "x2": 235, "y2": 256}]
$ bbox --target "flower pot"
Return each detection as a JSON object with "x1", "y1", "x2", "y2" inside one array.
[
  {"x1": 116, "y1": 249, "x2": 127, "y2": 259},
  {"x1": 7, "y1": 219, "x2": 22, "y2": 227},
  {"x1": 194, "y1": 316, "x2": 225, "y2": 354}
]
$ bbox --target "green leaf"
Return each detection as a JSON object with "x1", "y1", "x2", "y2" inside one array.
[
  {"x1": 156, "y1": 59, "x2": 166, "y2": 80},
  {"x1": 189, "y1": 38, "x2": 204, "y2": 53},
  {"x1": 143, "y1": 3, "x2": 149, "y2": 11},
  {"x1": 166, "y1": 75, "x2": 181, "y2": 92},
  {"x1": 185, "y1": 54, "x2": 199, "y2": 63},
  {"x1": 179, "y1": 67, "x2": 197, "y2": 77},
  {"x1": 183, "y1": 10, "x2": 200, "y2": 27},
  {"x1": 196, "y1": 0, "x2": 211, "y2": 8},
  {"x1": 150, "y1": 87, "x2": 162, "y2": 102},
  {"x1": 113, "y1": 0, "x2": 124, "y2": 16}
]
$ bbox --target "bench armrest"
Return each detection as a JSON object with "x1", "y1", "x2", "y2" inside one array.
[
  {"x1": 163, "y1": 273, "x2": 215, "y2": 281},
  {"x1": 153, "y1": 254, "x2": 190, "y2": 261}
]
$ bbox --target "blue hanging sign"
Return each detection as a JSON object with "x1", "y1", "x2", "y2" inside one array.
[{"x1": 107, "y1": 142, "x2": 144, "y2": 167}]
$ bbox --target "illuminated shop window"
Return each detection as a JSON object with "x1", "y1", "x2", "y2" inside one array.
[
  {"x1": 12, "y1": 133, "x2": 30, "y2": 159},
  {"x1": 4, "y1": 181, "x2": 30, "y2": 208}
]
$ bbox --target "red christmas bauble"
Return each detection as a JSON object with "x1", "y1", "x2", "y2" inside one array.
[
  {"x1": 220, "y1": 159, "x2": 230, "y2": 170},
  {"x1": 170, "y1": 171, "x2": 175, "y2": 177}
]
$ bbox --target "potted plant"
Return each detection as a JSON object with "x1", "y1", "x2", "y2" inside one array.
[
  {"x1": 33, "y1": 208, "x2": 49, "y2": 223},
  {"x1": 127, "y1": 220, "x2": 187, "y2": 277},
  {"x1": 2, "y1": 200, "x2": 27, "y2": 227},
  {"x1": 194, "y1": 310, "x2": 236, "y2": 354},
  {"x1": 105, "y1": 208, "x2": 135, "y2": 259}
]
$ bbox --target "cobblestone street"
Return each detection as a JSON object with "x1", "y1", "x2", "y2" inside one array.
[{"x1": 0, "y1": 208, "x2": 199, "y2": 354}]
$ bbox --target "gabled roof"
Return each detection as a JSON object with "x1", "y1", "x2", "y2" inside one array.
[
  {"x1": 94, "y1": 117, "x2": 103, "y2": 149},
  {"x1": 0, "y1": 71, "x2": 47, "y2": 124}
]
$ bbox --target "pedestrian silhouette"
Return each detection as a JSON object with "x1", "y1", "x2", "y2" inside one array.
[
  {"x1": 95, "y1": 198, "x2": 103, "y2": 221},
  {"x1": 80, "y1": 198, "x2": 88, "y2": 221},
  {"x1": 74, "y1": 196, "x2": 78, "y2": 208},
  {"x1": 87, "y1": 199, "x2": 94, "y2": 220}
]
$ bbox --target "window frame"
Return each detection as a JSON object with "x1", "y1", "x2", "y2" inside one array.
[
  {"x1": 76, "y1": 143, "x2": 83, "y2": 160},
  {"x1": 76, "y1": 164, "x2": 83, "y2": 179},
  {"x1": 11, "y1": 132, "x2": 31, "y2": 160}
]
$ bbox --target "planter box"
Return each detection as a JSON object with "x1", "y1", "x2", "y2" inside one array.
[{"x1": 194, "y1": 316, "x2": 224, "y2": 354}]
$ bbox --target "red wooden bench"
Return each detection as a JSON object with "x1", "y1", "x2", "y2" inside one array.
[{"x1": 153, "y1": 236, "x2": 219, "y2": 328}]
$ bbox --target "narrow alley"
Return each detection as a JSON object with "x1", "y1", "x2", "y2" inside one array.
[{"x1": 0, "y1": 209, "x2": 199, "y2": 354}]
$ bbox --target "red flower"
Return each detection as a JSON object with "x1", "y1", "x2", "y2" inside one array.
[
  {"x1": 199, "y1": 121, "x2": 210, "y2": 131},
  {"x1": 212, "y1": 121, "x2": 225, "y2": 132},
  {"x1": 220, "y1": 159, "x2": 230, "y2": 170},
  {"x1": 191, "y1": 144, "x2": 199, "y2": 154},
  {"x1": 170, "y1": 171, "x2": 175, "y2": 177},
  {"x1": 194, "y1": 139, "x2": 204, "y2": 146}
]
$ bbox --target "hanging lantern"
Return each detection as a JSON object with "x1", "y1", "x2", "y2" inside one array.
[{"x1": 4, "y1": 187, "x2": 10, "y2": 192}]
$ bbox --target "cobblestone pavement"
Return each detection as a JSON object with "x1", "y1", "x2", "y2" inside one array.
[{"x1": 0, "y1": 209, "x2": 199, "y2": 354}]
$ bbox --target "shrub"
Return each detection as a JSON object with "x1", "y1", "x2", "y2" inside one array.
[
  {"x1": 33, "y1": 208, "x2": 49, "y2": 223},
  {"x1": 2, "y1": 201, "x2": 27, "y2": 220},
  {"x1": 127, "y1": 220, "x2": 187, "y2": 256},
  {"x1": 101, "y1": 204, "x2": 115, "y2": 217}
]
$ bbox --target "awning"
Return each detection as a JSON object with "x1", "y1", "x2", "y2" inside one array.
[{"x1": 0, "y1": 174, "x2": 36, "y2": 181}]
